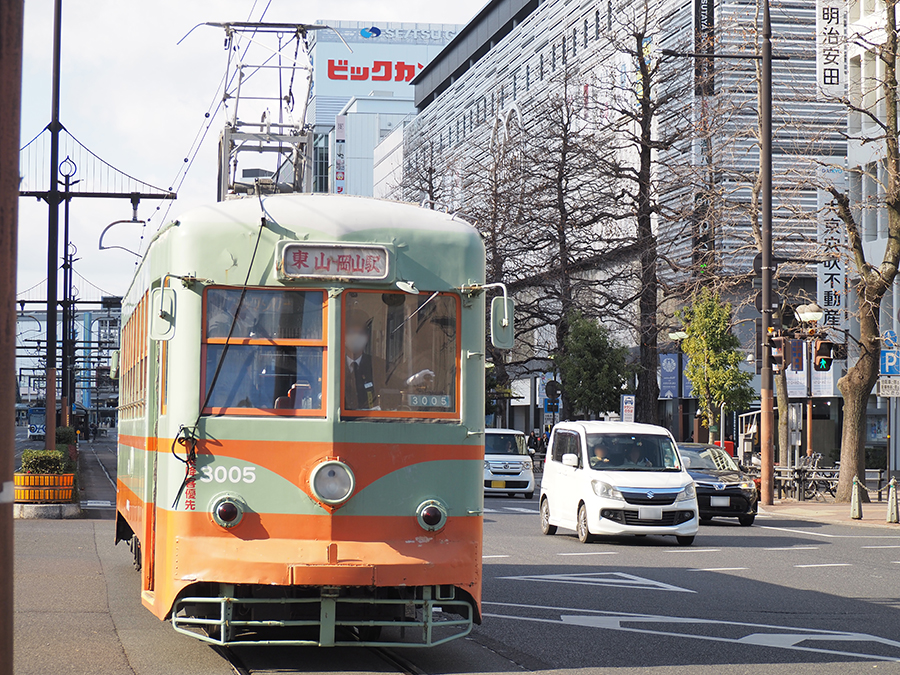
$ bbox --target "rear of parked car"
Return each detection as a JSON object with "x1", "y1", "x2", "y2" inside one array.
[{"x1": 540, "y1": 421, "x2": 699, "y2": 545}]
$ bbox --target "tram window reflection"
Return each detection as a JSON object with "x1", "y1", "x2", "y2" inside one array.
[
  {"x1": 342, "y1": 291, "x2": 458, "y2": 416},
  {"x1": 206, "y1": 289, "x2": 323, "y2": 340}
]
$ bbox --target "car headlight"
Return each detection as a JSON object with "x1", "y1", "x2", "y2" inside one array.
[
  {"x1": 523, "y1": 459, "x2": 532, "y2": 470},
  {"x1": 740, "y1": 480, "x2": 756, "y2": 491},
  {"x1": 310, "y1": 460, "x2": 355, "y2": 505},
  {"x1": 592, "y1": 480, "x2": 624, "y2": 501},
  {"x1": 677, "y1": 483, "x2": 696, "y2": 501}
]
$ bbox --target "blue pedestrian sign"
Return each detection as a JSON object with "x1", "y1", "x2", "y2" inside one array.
[
  {"x1": 881, "y1": 349, "x2": 900, "y2": 375},
  {"x1": 885, "y1": 330, "x2": 899, "y2": 349}
]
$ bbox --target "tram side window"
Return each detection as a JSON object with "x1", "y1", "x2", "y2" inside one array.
[
  {"x1": 342, "y1": 291, "x2": 459, "y2": 417},
  {"x1": 202, "y1": 289, "x2": 326, "y2": 414}
]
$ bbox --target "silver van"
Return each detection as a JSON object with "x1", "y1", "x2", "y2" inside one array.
[{"x1": 484, "y1": 428, "x2": 535, "y2": 499}]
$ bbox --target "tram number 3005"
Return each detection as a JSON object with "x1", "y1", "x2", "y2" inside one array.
[
  {"x1": 199, "y1": 466, "x2": 257, "y2": 484},
  {"x1": 407, "y1": 394, "x2": 452, "y2": 408}
]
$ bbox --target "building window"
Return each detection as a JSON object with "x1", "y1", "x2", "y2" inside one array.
[
  {"x1": 596, "y1": 10, "x2": 600, "y2": 39},
  {"x1": 573, "y1": 27, "x2": 577, "y2": 57},
  {"x1": 584, "y1": 19, "x2": 589, "y2": 48},
  {"x1": 540, "y1": 54, "x2": 544, "y2": 79},
  {"x1": 562, "y1": 37, "x2": 567, "y2": 65},
  {"x1": 526, "y1": 64, "x2": 531, "y2": 91},
  {"x1": 552, "y1": 44, "x2": 556, "y2": 71},
  {"x1": 513, "y1": 73, "x2": 517, "y2": 100},
  {"x1": 607, "y1": 0, "x2": 612, "y2": 31}
]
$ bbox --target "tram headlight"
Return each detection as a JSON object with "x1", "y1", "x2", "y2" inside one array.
[
  {"x1": 310, "y1": 460, "x2": 355, "y2": 506},
  {"x1": 210, "y1": 494, "x2": 246, "y2": 529},
  {"x1": 416, "y1": 500, "x2": 448, "y2": 531}
]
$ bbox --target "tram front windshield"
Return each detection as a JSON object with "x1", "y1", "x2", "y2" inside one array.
[
  {"x1": 342, "y1": 291, "x2": 458, "y2": 416},
  {"x1": 203, "y1": 289, "x2": 325, "y2": 413}
]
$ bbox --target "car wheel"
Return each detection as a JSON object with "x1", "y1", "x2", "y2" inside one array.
[
  {"x1": 577, "y1": 504, "x2": 594, "y2": 543},
  {"x1": 540, "y1": 498, "x2": 557, "y2": 535},
  {"x1": 524, "y1": 491, "x2": 535, "y2": 500},
  {"x1": 676, "y1": 535, "x2": 695, "y2": 546},
  {"x1": 738, "y1": 514, "x2": 755, "y2": 527}
]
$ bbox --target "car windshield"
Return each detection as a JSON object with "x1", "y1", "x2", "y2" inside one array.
[
  {"x1": 586, "y1": 433, "x2": 682, "y2": 471},
  {"x1": 486, "y1": 433, "x2": 528, "y2": 455},
  {"x1": 680, "y1": 446, "x2": 739, "y2": 472}
]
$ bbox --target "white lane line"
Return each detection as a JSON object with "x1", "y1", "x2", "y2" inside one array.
[
  {"x1": 482, "y1": 555, "x2": 511, "y2": 559},
  {"x1": 764, "y1": 546, "x2": 820, "y2": 551},
  {"x1": 665, "y1": 548, "x2": 721, "y2": 553},
  {"x1": 863, "y1": 545, "x2": 900, "y2": 549},
  {"x1": 557, "y1": 551, "x2": 620, "y2": 556},
  {"x1": 505, "y1": 507, "x2": 539, "y2": 513},
  {"x1": 688, "y1": 567, "x2": 749, "y2": 572},
  {"x1": 758, "y1": 525, "x2": 900, "y2": 540},
  {"x1": 794, "y1": 563, "x2": 852, "y2": 568}
]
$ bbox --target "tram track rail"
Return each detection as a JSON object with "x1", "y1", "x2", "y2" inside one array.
[{"x1": 215, "y1": 643, "x2": 425, "y2": 675}]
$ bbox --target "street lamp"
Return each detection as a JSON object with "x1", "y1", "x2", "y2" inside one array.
[
  {"x1": 794, "y1": 302, "x2": 825, "y2": 458},
  {"x1": 795, "y1": 302, "x2": 825, "y2": 325}
]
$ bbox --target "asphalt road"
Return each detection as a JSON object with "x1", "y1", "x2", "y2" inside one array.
[{"x1": 14, "y1": 446, "x2": 900, "y2": 674}]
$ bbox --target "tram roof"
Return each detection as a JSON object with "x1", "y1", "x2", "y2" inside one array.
[{"x1": 156, "y1": 194, "x2": 478, "y2": 242}]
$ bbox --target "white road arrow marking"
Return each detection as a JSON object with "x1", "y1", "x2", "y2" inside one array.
[
  {"x1": 499, "y1": 571, "x2": 695, "y2": 593},
  {"x1": 483, "y1": 600, "x2": 900, "y2": 663}
]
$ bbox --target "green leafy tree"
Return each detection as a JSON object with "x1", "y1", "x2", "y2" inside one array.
[
  {"x1": 678, "y1": 289, "x2": 755, "y2": 429},
  {"x1": 555, "y1": 313, "x2": 631, "y2": 418}
]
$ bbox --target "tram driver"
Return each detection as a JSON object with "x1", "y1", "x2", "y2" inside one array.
[{"x1": 344, "y1": 309, "x2": 386, "y2": 410}]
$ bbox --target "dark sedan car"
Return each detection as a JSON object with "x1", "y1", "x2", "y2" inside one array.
[{"x1": 678, "y1": 443, "x2": 758, "y2": 526}]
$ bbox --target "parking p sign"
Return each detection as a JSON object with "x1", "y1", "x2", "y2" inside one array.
[{"x1": 882, "y1": 349, "x2": 900, "y2": 375}]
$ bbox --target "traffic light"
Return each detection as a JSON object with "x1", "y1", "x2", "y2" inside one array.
[
  {"x1": 813, "y1": 340, "x2": 834, "y2": 372},
  {"x1": 770, "y1": 336, "x2": 785, "y2": 373}
]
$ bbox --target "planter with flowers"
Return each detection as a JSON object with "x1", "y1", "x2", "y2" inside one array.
[{"x1": 14, "y1": 448, "x2": 76, "y2": 503}]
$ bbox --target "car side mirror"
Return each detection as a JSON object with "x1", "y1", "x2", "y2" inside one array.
[{"x1": 562, "y1": 453, "x2": 579, "y2": 468}]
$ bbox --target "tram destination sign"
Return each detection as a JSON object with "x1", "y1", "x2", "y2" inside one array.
[{"x1": 277, "y1": 242, "x2": 389, "y2": 281}]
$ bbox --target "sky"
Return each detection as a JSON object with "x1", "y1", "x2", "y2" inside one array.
[{"x1": 16, "y1": 0, "x2": 486, "y2": 300}]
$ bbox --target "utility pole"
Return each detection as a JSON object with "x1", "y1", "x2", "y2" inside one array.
[
  {"x1": 759, "y1": 0, "x2": 775, "y2": 506},
  {"x1": 1, "y1": 4, "x2": 25, "y2": 675},
  {"x1": 660, "y1": 0, "x2": 776, "y2": 502}
]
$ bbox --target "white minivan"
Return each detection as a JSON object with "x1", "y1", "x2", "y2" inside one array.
[
  {"x1": 540, "y1": 421, "x2": 699, "y2": 545},
  {"x1": 484, "y1": 428, "x2": 536, "y2": 499}
]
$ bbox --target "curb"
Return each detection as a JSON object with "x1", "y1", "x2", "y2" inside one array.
[
  {"x1": 759, "y1": 505, "x2": 900, "y2": 530},
  {"x1": 13, "y1": 503, "x2": 82, "y2": 519}
]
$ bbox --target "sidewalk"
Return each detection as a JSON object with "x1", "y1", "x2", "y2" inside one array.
[{"x1": 760, "y1": 499, "x2": 900, "y2": 530}]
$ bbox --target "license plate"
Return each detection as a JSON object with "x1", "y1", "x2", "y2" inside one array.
[
  {"x1": 638, "y1": 506, "x2": 663, "y2": 521},
  {"x1": 710, "y1": 496, "x2": 730, "y2": 507},
  {"x1": 491, "y1": 480, "x2": 506, "y2": 488}
]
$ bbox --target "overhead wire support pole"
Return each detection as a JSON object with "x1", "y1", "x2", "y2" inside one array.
[
  {"x1": 45, "y1": 0, "x2": 63, "y2": 450},
  {"x1": 0, "y1": 2, "x2": 24, "y2": 674}
]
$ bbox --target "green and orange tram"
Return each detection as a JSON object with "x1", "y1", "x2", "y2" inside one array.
[{"x1": 114, "y1": 193, "x2": 512, "y2": 647}]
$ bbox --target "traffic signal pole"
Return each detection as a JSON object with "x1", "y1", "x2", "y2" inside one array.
[{"x1": 0, "y1": 3, "x2": 25, "y2": 674}]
